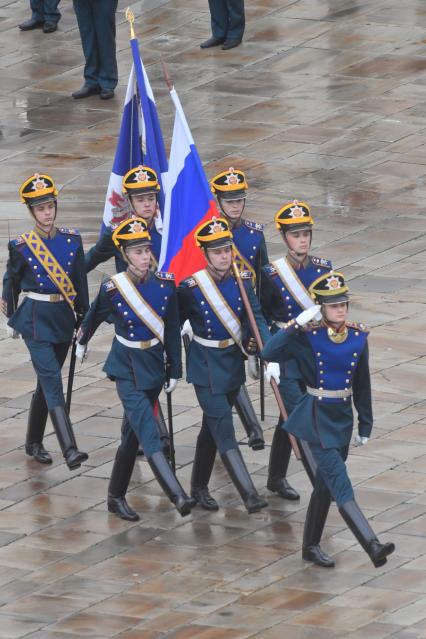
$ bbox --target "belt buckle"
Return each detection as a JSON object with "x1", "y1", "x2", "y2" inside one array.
[
  {"x1": 218, "y1": 339, "x2": 229, "y2": 348},
  {"x1": 140, "y1": 339, "x2": 150, "y2": 349},
  {"x1": 50, "y1": 294, "x2": 61, "y2": 302}
]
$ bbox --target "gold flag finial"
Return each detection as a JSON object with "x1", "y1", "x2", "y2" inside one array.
[{"x1": 125, "y1": 7, "x2": 135, "y2": 39}]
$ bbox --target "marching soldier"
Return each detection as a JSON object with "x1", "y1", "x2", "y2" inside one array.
[
  {"x1": 85, "y1": 165, "x2": 169, "y2": 458},
  {"x1": 178, "y1": 216, "x2": 277, "y2": 513},
  {"x1": 85, "y1": 165, "x2": 163, "y2": 274},
  {"x1": 261, "y1": 272, "x2": 395, "y2": 568},
  {"x1": 77, "y1": 217, "x2": 193, "y2": 520},
  {"x1": 210, "y1": 167, "x2": 267, "y2": 451},
  {"x1": 1, "y1": 174, "x2": 89, "y2": 470},
  {"x1": 261, "y1": 201, "x2": 333, "y2": 500}
]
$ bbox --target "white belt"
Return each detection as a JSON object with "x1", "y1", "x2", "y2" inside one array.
[
  {"x1": 274, "y1": 321, "x2": 287, "y2": 329},
  {"x1": 193, "y1": 335, "x2": 234, "y2": 349},
  {"x1": 26, "y1": 292, "x2": 64, "y2": 303},
  {"x1": 116, "y1": 334, "x2": 160, "y2": 350},
  {"x1": 307, "y1": 386, "x2": 352, "y2": 399}
]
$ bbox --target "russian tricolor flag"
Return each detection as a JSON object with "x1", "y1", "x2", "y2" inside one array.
[
  {"x1": 101, "y1": 40, "x2": 168, "y2": 232},
  {"x1": 159, "y1": 88, "x2": 219, "y2": 283}
]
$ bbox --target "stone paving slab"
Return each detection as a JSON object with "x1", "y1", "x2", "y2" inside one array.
[{"x1": 0, "y1": 0, "x2": 425, "y2": 637}]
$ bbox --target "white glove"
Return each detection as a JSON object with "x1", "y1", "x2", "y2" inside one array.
[
  {"x1": 6, "y1": 326, "x2": 19, "y2": 339},
  {"x1": 164, "y1": 378, "x2": 178, "y2": 393},
  {"x1": 265, "y1": 362, "x2": 280, "y2": 384},
  {"x1": 247, "y1": 355, "x2": 260, "y2": 380},
  {"x1": 354, "y1": 435, "x2": 369, "y2": 446},
  {"x1": 181, "y1": 319, "x2": 193, "y2": 339},
  {"x1": 296, "y1": 305, "x2": 322, "y2": 326},
  {"x1": 76, "y1": 343, "x2": 88, "y2": 363}
]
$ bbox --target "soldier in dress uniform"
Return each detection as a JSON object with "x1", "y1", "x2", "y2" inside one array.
[
  {"x1": 261, "y1": 272, "x2": 395, "y2": 568},
  {"x1": 261, "y1": 201, "x2": 333, "y2": 500},
  {"x1": 77, "y1": 218, "x2": 193, "y2": 520},
  {"x1": 210, "y1": 167, "x2": 267, "y2": 451},
  {"x1": 85, "y1": 165, "x2": 163, "y2": 274},
  {"x1": 178, "y1": 216, "x2": 278, "y2": 513},
  {"x1": 85, "y1": 165, "x2": 169, "y2": 459},
  {"x1": 1, "y1": 174, "x2": 89, "y2": 470}
]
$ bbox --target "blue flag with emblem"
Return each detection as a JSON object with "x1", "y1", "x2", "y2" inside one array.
[{"x1": 101, "y1": 38, "x2": 168, "y2": 234}]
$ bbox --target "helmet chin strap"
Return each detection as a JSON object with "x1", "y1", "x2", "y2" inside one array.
[
  {"x1": 205, "y1": 249, "x2": 230, "y2": 278},
  {"x1": 218, "y1": 197, "x2": 245, "y2": 226},
  {"x1": 29, "y1": 200, "x2": 58, "y2": 229},
  {"x1": 283, "y1": 230, "x2": 312, "y2": 261},
  {"x1": 123, "y1": 248, "x2": 149, "y2": 279}
]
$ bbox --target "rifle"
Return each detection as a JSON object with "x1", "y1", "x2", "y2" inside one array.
[{"x1": 231, "y1": 260, "x2": 301, "y2": 460}]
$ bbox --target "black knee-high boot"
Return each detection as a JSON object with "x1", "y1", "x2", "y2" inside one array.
[
  {"x1": 267, "y1": 424, "x2": 299, "y2": 500},
  {"x1": 49, "y1": 406, "x2": 88, "y2": 470},
  {"x1": 302, "y1": 492, "x2": 334, "y2": 567},
  {"x1": 191, "y1": 430, "x2": 218, "y2": 511},
  {"x1": 108, "y1": 435, "x2": 139, "y2": 521},
  {"x1": 339, "y1": 500, "x2": 395, "y2": 568},
  {"x1": 221, "y1": 448, "x2": 268, "y2": 514},
  {"x1": 147, "y1": 451, "x2": 193, "y2": 517},
  {"x1": 233, "y1": 385, "x2": 264, "y2": 450},
  {"x1": 25, "y1": 390, "x2": 52, "y2": 464}
]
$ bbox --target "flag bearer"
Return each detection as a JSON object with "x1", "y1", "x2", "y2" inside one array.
[
  {"x1": 178, "y1": 217, "x2": 277, "y2": 513},
  {"x1": 85, "y1": 165, "x2": 163, "y2": 274}
]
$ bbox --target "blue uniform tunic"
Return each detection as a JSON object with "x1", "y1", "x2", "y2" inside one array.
[
  {"x1": 85, "y1": 219, "x2": 162, "y2": 274},
  {"x1": 261, "y1": 255, "x2": 332, "y2": 413},
  {"x1": 79, "y1": 270, "x2": 181, "y2": 456},
  {"x1": 2, "y1": 226, "x2": 89, "y2": 409},
  {"x1": 178, "y1": 269, "x2": 270, "y2": 454},
  {"x1": 231, "y1": 218, "x2": 268, "y2": 283},
  {"x1": 261, "y1": 321, "x2": 373, "y2": 505}
]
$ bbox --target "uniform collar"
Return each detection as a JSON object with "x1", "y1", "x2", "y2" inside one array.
[
  {"x1": 126, "y1": 268, "x2": 152, "y2": 285},
  {"x1": 321, "y1": 319, "x2": 346, "y2": 333},
  {"x1": 286, "y1": 251, "x2": 309, "y2": 270},
  {"x1": 206, "y1": 265, "x2": 232, "y2": 282},
  {"x1": 34, "y1": 224, "x2": 57, "y2": 239}
]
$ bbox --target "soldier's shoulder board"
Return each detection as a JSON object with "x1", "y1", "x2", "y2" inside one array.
[
  {"x1": 58, "y1": 227, "x2": 80, "y2": 236},
  {"x1": 103, "y1": 279, "x2": 117, "y2": 293},
  {"x1": 302, "y1": 320, "x2": 321, "y2": 333},
  {"x1": 311, "y1": 255, "x2": 332, "y2": 269},
  {"x1": 244, "y1": 219, "x2": 264, "y2": 232},
  {"x1": 155, "y1": 271, "x2": 175, "y2": 282},
  {"x1": 347, "y1": 321, "x2": 369, "y2": 333},
  {"x1": 240, "y1": 270, "x2": 252, "y2": 280},
  {"x1": 11, "y1": 235, "x2": 25, "y2": 246},
  {"x1": 263, "y1": 263, "x2": 277, "y2": 276},
  {"x1": 181, "y1": 277, "x2": 197, "y2": 288}
]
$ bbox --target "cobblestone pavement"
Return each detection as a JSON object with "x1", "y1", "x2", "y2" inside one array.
[{"x1": 0, "y1": 0, "x2": 426, "y2": 637}]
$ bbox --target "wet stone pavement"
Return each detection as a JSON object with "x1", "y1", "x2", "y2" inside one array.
[{"x1": 0, "y1": 0, "x2": 426, "y2": 637}]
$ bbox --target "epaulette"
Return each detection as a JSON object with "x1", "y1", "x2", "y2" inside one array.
[
  {"x1": 311, "y1": 255, "x2": 332, "y2": 269},
  {"x1": 347, "y1": 321, "x2": 369, "y2": 333},
  {"x1": 58, "y1": 227, "x2": 80, "y2": 236},
  {"x1": 244, "y1": 219, "x2": 264, "y2": 232},
  {"x1": 302, "y1": 320, "x2": 321, "y2": 333},
  {"x1": 12, "y1": 235, "x2": 25, "y2": 246},
  {"x1": 103, "y1": 279, "x2": 117, "y2": 293},
  {"x1": 240, "y1": 270, "x2": 252, "y2": 279},
  {"x1": 263, "y1": 264, "x2": 277, "y2": 276},
  {"x1": 181, "y1": 277, "x2": 197, "y2": 288},
  {"x1": 155, "y1": 271, "x2": 175, "y2": 281}
]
